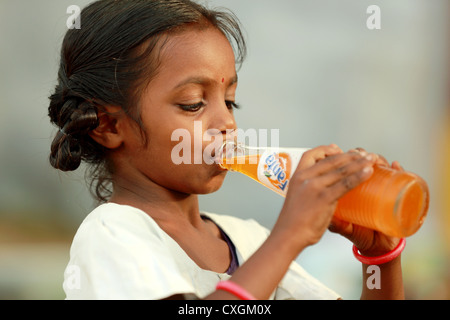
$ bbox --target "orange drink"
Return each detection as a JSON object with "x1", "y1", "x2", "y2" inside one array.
[
  {"x1": 218, "y1": 142, "x2": 429, "y2": 238},
  {"x1": 221, "y1": 155, "x2": 261, "y2": 181},
  {"x1": 335, "y1": 165, "x2": 429, "y2": 237}
]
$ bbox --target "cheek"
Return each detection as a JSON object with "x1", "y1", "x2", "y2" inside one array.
[
  {"x1": 135, "y1": 118, "x2": 227, "y2": 193},
  {"x1": 138, "y1": 137, "x2": 226, "y2": 193}
]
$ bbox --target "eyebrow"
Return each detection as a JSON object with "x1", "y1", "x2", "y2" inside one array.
[{"x1": 173, "y1": 74, "x2": 238, "y2": 89}]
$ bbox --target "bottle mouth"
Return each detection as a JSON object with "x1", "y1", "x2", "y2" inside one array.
[{"x1": 215, "y1": 140, "x2": 242, "y2": 168}]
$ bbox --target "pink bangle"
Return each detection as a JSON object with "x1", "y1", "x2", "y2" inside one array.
[
  {"x1": 216, "y1": 280, "x2": 256, "y2": 300},
  {"x1": 352, "y1": 238, "x2": 406, "y2": 265}
]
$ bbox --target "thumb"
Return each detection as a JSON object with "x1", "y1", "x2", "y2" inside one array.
[{"x1": 328, "y1": 216, "x2": 353, "y2": 238}]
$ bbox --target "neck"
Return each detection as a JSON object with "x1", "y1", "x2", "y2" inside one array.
[{"x1": 108, "y1": 171, "x2": 202, "y2": 229}]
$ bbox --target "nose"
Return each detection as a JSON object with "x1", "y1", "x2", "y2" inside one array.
[{"x1": 208, "y1": 100, "x2": 237, "y2": 135}]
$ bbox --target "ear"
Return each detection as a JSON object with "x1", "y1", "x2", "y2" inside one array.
[{"x1": 89, "y1": 105, "x2": 124, "y2": 149}]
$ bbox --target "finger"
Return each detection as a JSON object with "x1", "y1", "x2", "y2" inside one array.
[
  {"x1": 329, "y1": 216, "x2": 353, "y2": 236},
  {"x1": 391, "y1": 160, "x2": 404, "y2": 171},
  {"x1": 347, "y1": 147, "x2": 369, "y2": 157},
  {"x1": 298, "y1": 151, "x2": 374, "y2": 181},
  {"x1": 313, "y1": 152, "x2": 376, "y2": 189},
  {"x1": 376, "y1": 154, "x2": 389, "y2": 167},
  {"x1": 291, "y1": 152, "x2": 376, "y2": 202},
  {"x1": 350, "y1": 147, "x2": 388, "y2": 168},
  {"x1": 297, "y1": 144, "x2": 343, "y2": 170},
  {"x1": 326, "y1": 164, "x2": 374, "y2": 202}
]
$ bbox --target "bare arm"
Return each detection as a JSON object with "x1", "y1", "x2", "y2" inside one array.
[{"x1": 360, "y1": 256, "x2": 404, "y2": 300}]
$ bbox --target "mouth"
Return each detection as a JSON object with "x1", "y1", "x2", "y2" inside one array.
[{"x1": 208, "y1": 141, "x2": 222, "y2": 162}]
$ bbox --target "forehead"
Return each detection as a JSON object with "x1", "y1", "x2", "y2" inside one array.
[{"x1": 155, "y1": 27, "x2": 237, "y2": 80}]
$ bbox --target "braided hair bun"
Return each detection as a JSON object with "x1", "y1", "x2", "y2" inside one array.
[{"x1": 49, "y1": 93, "x2": 100, "y2": 172}]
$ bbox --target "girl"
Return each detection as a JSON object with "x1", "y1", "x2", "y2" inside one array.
[{"x1": 49, "y1": 0, "x2": 404, "y2": 300}]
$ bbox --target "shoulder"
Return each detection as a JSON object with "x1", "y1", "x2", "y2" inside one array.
[
  {"x1": 78, "y1": 202, "x2": 160, "y2": 230},
  {"x1": 65, "y1": 203, "x2": 193, "y2": 299},
  {"x1": 72, "y1": 203, "x2": 166, "y2": 246},
  {"x1": 69, "y1": 203, "x2": 172, "y2": 259}
]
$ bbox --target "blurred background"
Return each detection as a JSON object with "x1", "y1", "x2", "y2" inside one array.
[{"x1": 0, "y1": 0, "x2": 449, "y2": 299}]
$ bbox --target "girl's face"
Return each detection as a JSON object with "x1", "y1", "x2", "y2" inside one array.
[{"x1": 120, "y1": 27, "x2": 238, "y2": 195}]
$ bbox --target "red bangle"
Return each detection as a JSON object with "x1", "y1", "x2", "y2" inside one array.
[
  {"x1": 352, "y1": 238, "x2": 406, "y2": 265},
  {"x1": 216, "y1": 280, "x2": 256, "y2": 300}
]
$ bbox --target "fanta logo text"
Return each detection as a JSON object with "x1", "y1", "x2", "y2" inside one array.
[{"x1": 264, "y1": 152, "x2": 291, "y2": 191}]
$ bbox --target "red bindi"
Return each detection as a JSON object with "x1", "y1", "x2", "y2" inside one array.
[{"x1": 221, "y1": 77, "x2": 225, "y2": 83}]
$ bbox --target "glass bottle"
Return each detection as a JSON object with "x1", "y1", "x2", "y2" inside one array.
[{"x1": 218, "y1": 141, "x2": 429, "y2": 238}]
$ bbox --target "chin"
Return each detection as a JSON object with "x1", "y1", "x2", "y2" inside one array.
[{"x1": 192, "y1": 170, "x2": 228, "y2": 195}]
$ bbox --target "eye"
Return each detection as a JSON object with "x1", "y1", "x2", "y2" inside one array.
[
  {"x1": 178, "y1": 101, "x2": 205, "y2": 112},
  {"x1": 226, "y1": 100, "x2": 241, "y2": 110}
]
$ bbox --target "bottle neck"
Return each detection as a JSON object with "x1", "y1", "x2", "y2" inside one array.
[{"x1": 217, "y1": 141, "x2": 265, "y2": 170}]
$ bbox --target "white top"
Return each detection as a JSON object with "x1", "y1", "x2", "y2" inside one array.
[{"x1": 63, "y1": 203, "x2": 340, "y2": 300}]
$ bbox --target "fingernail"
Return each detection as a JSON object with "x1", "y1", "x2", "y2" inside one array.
[
  {"x1": 365, "y1": 154, "x2": 373, "y2": 161},
  {"x1": 363, "y1": 166, "x2": 374, "y2": 175}
]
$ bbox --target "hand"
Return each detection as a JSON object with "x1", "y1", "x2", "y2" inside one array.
[
  {"x1": 328, "y1": 148, "x2": 404, "y2": 256},
  {"x1": 272, "y1": 144, "x2": 377, "y2": 256}
]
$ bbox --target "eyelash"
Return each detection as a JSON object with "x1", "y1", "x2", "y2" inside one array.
[
  {"x1": 179, "y1": 101, "x2": 240, "y2": 112},
  {"x1": 179, "y1": 102, "x2": 205, "y2": 112},
  {"x1": 226, "y1": 101, "x2": 240, "y2": 110}
]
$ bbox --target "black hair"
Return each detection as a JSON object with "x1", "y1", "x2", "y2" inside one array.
[{"x1": 48, "y1": 0, "x2": 246, "y2": 202}]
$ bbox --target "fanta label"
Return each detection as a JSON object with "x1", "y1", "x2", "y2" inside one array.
[
  {"x1": 263, "y1": 152, "x2": 291, "y2": 191},
  {"x1": 256, "y1": 148, "x2": 307, "y2": 196}
]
